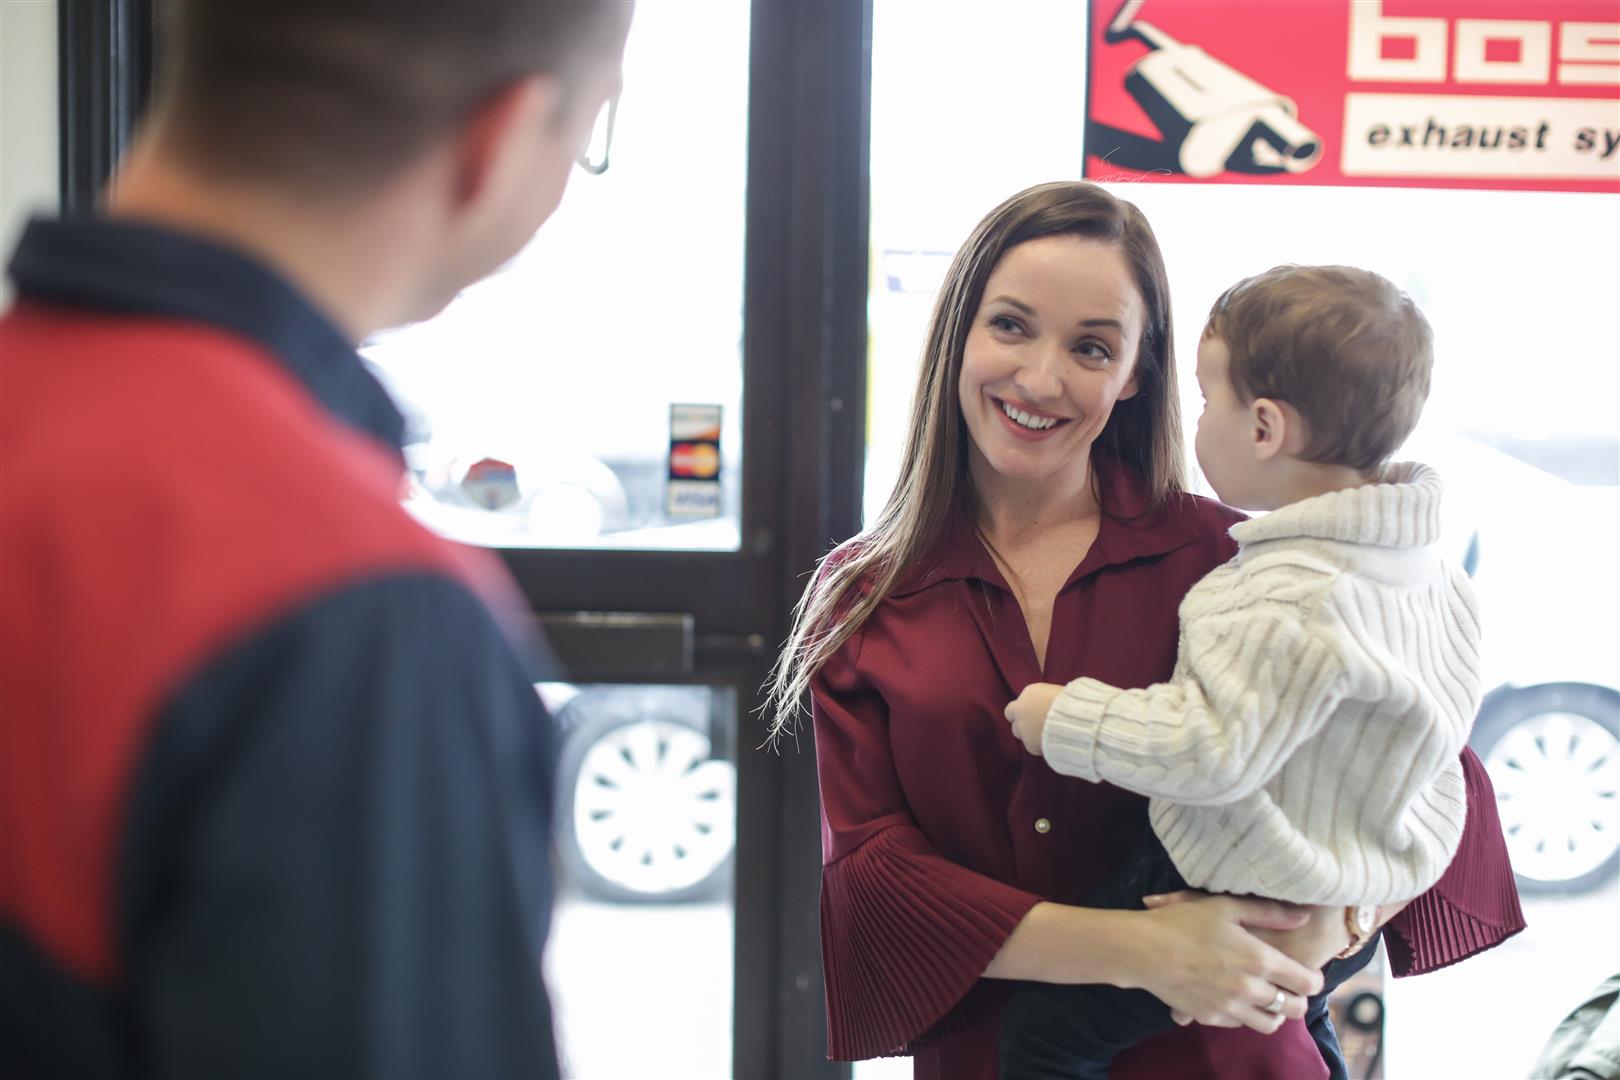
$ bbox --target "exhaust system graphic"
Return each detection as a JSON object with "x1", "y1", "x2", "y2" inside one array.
[{"x1": 1096, "y1": 0, "x2": 1324, "y2": 178}]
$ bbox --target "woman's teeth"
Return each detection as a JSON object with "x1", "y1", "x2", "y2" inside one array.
[{"x1": 1002, "y1": 401, "x2": 1059, "y2": 431}]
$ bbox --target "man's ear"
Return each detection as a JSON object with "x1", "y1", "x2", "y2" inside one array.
[{"x1": 449, "y1": 75, "x2": 562, "y2": 210}]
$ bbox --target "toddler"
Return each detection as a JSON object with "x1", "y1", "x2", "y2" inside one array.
[{"x1": 999, "y1": 265, "x2": 1481, "y2": 1079}]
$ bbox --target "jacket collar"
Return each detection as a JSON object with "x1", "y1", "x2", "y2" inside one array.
[{"x1": 7, "y1": 216, "x2": 405, "y2": 451}]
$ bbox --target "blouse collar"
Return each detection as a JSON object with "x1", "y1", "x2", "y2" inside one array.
[{"x1": 890, "y1": 457, "x2": 1212, "y2": 598}]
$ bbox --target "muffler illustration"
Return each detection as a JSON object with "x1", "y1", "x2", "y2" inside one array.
[{"x1": 1099, "y1": 0, "x2": 1323, "y2": 178}]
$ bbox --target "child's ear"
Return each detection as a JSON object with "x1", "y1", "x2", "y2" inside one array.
[{"x1": 1250, "y1": 398, "x2": 1288, "y2": 462}]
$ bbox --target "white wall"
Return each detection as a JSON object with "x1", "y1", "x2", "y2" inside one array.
[{"x1": 1, "y1": 0, "x2": 59, "y2": 307}]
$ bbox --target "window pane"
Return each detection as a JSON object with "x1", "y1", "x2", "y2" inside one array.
[{"x1": 364, "y1": 1, "x2": 750, "y2": 551}]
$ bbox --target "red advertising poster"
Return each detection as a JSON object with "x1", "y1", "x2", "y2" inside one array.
[{"x1": 1084, "y1": 0, "x2": 1620, "y2": 192}]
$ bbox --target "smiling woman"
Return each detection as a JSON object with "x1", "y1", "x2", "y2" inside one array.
[
  {"x1": 768, "y1": 181, "x2": 1524, "y2": 1080},
  {"x1": 765, "y1": 182, "x2": 1186, "y2": 734}
]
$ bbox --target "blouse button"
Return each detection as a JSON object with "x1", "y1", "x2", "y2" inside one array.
[{"x1": 1034, "y1": 817, "x2": 1052, "y2": 835}]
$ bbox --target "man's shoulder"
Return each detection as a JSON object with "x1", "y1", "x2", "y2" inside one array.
[
  {"x1": 0, "y1": 303, "x2": 499, "y2": 714},
  {"x1": 6, "y1": 303, "x2": 458, "y2": 574}
]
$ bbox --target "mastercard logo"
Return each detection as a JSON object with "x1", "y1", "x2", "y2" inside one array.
[{"x1": 670, "y1": 442, "x2": 721, "y2": 479}]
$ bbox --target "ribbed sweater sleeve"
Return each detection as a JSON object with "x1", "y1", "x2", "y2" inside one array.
[
  {"x1": 811, "y1": 634, "x2": 1041, "y2": 1061},
  {"x1": 1043, "y1": 597, "x2": 1346, "y2": 806}
]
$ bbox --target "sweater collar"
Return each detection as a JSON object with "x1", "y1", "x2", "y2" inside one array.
[{"x1": 1229, "y1": 461, "x2": 1444, "y2": 549}]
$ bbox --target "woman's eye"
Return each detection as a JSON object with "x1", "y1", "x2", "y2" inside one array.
[
  {"x1": 989, "y1": 314, "x2": 1024, "y2": 334},
  {"x1": 1075, "y1": 340, "x2": 1114, "y2": 363}
]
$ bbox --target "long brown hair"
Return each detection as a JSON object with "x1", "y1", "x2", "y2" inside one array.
[{"x1": 765, "y1": 181, "x2": 1185, "y2": 743}]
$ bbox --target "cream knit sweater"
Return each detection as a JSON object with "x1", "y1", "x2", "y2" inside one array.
[{"x1": 1042, "y1": 462, "x2": 1481, "y2": 905}]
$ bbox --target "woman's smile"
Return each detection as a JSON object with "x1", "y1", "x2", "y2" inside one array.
[{"x1": 990, "y1": 395, "x2": 1073, "y2": 442}]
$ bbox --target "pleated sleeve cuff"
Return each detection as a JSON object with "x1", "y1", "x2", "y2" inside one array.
[
  {"x1": 820, "y1": 825, "x2": 1042, "y2": 1061},
  {"x1": 1384, "y1": 750, "x2": 1526, "y2": 977}
]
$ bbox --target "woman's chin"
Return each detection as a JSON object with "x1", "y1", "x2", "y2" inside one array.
[{"x1": 978, "y1": 451, "x2": 1066, "y2": 488}]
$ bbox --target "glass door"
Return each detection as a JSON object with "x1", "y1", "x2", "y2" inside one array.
[
  {"x1": 358, "y1": 3, "x2": 869, "y2": 1076},
  {"x1": 361, "y1": 9, "x2": 755, "y2": 1067}
]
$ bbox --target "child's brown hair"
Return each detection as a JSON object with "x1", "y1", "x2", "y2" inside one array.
[{"x1": 1206, "y1": 265, "x2": 1433, "y2": 472}]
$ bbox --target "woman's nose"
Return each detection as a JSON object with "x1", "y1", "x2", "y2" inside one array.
[{"x1": 1013, "y1": 344, "x2": 1066, "y2": 402}]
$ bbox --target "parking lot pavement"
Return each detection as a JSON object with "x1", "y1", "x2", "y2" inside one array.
[{"x1": 547, "y1": 891, "x2": 734, "y2": 1079}]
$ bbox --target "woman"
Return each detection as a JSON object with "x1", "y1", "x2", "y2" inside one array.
[{"x1": 766, "y1": 182, "x2": 1525, "y2": 1079}]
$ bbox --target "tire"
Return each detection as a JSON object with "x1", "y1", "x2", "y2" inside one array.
[
  {"x1": 1469, "y1": 683, "x2": 1620, "y2": 896},
  {"x1": 554, "y1": 694, "x2": 736, "y2": 904}
]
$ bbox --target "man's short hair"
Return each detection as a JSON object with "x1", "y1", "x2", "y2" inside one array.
[
  {"x1": 157, "y1": 0, "x2": 633, "y2": 194},
  {"x1": 1205, "y1": 264, "x2": 1434, "y2": 472}
]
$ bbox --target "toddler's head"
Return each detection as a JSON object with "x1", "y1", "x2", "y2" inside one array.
[{"x1": 1194, "y1": 265, "x2": 1433, "y2": 510}]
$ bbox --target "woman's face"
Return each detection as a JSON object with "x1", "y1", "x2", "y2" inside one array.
[{"x1": 957, "y1": 235, "x2": 1144, "y2": 497}]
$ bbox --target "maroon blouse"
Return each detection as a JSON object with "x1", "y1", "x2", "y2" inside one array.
[{"x1": 810, "y1": 462, "x2": 1525, "y2": 1079}]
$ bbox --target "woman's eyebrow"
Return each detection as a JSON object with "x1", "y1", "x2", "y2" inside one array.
[
  {"x1": 986, "y1": 296, "x2": 1124, "y2": 331},
  {"x1": 985, "y1": 294, "x2": 1035, "y2": 315}
]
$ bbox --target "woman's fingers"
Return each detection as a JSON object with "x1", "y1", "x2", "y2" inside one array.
[
  {"x1": 1229, "y1": 896, "x2": 1312, "y2": 932},
  {"x1": 1142, "y1": 889, "x2": 1205, "y2": 909},
  {"x1": 1224, "y1": 977, "x2": 1305, "y2": 1033},
  {"x1": 1236, "y1": 1002, "x2": 1289, "y2": 1035},
  {"x1": 1255, "y1": 983, "x2": 1308, "y2": 1020},
  {"x1": 1255, "y1": 942, "x2": 1324, "y2": 998}
]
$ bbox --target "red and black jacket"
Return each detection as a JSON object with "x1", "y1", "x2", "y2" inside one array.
[{"x1": 0, "y1": 218, "x2": 560, "y2": 1078}]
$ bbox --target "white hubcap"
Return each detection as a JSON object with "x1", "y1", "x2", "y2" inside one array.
[
  {"x1": 1487, "y1": 710, "x2": 1620, "y2": 884},
  {"x1": 573, "y1": 719, "x2": 736, "y2": 895}
]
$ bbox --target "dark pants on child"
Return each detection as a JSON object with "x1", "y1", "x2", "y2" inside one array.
[{"x1": 998, "y1": 829, "x2": 1378, "y2": 1079}]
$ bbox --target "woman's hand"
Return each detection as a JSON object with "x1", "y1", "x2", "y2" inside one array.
[
  {"x1": 1120, "y1": 892, "x2": 1325, "y2": 1035},
  {"x1": 1241, "y1": 896, "x2": 1412, "y2": 971},
  {"x1": 1005, "y1": 682, "x2": 1062, "y2": 755},
  {"x1": 1148, "y1": 891, "x2": 1348, "y2": 971},
  {"x1": 1243, "y1": 904, "x2": 1352, "y2": 971}
]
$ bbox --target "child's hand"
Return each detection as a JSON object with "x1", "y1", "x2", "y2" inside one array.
[{"x1": 1004, "y1": 682, "x2": 1062, "y2": 755}]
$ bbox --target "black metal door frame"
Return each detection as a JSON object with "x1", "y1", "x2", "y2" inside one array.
[
  {"x1": 59, "y1": 0, "x2": 153, "y2": 217},
  {"x1": 58, "y1": 1, "x2": 871, "y2": 1073}
]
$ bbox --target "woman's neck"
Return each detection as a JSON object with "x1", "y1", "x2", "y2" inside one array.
[{"x1": 969, "y1": 446, "x2": 1102, "y2": 546}]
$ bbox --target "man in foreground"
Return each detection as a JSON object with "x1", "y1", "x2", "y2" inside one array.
[{"x1": 1, "y1": 2, "x2": 631, "y2": 1075}]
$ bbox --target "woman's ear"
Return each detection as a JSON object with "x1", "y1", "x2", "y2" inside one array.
[{"x1": 1116, "y1": 354, "x2": 1141, "y2": 402}]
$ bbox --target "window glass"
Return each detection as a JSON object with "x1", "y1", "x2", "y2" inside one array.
[{"x1": 364, "y1": 1, "x2": 750, "y2": 552}]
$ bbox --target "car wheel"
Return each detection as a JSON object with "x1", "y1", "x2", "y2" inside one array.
[
  {"x1": 1471, "y1": 683, "x2": 1620, "y2": 896},
  {"x1": 554, "y1": 697, "x2": 736, "y2": 904}
]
